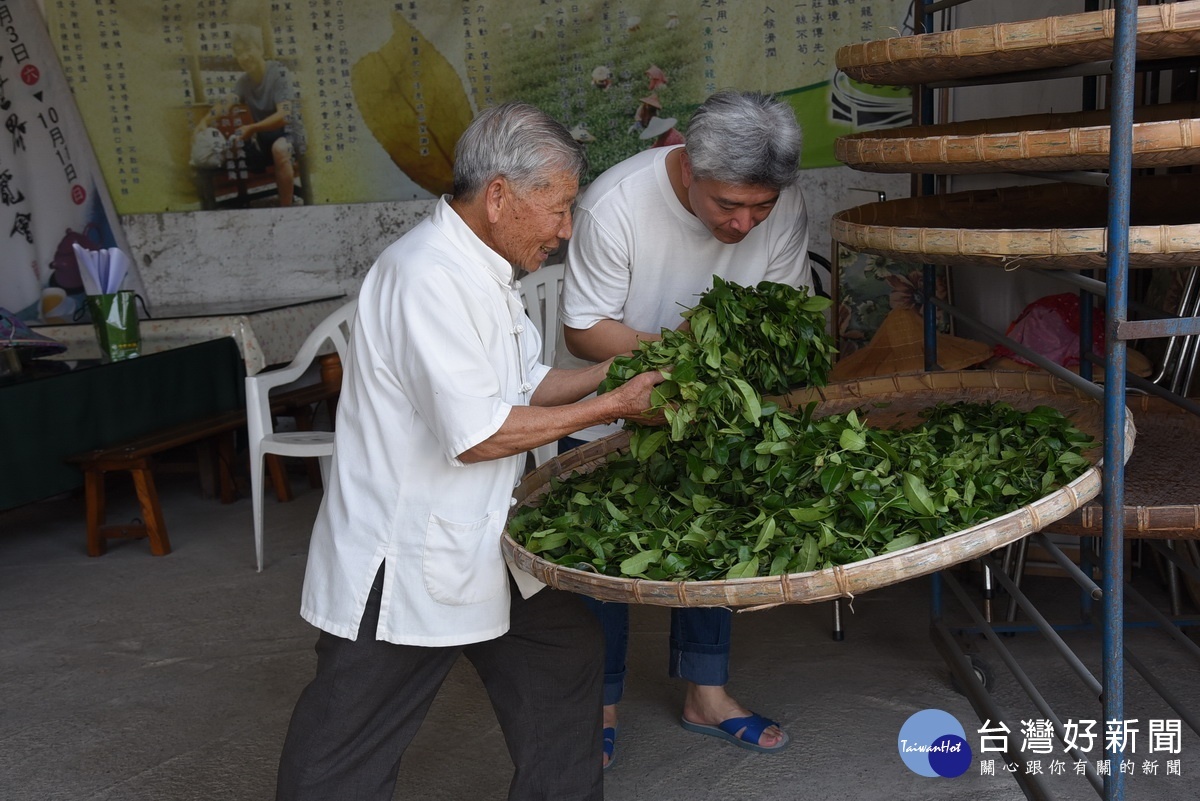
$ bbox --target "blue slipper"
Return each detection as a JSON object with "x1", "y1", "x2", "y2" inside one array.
[
  {"x1": 602, "y1": 726, "x2": 618, "y2": 770},
  {"x1": 680, "y1": 713, "x2": 789, "y2": 753}
]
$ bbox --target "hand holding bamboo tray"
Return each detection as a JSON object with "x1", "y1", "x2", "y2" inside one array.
[{"x1": 502, "y1": 371, "x2": 1134, "y2": 609}]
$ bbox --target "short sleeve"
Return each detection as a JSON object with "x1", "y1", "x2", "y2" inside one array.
[
  {"x1": 389, "y1": 268, "x2": 513, "y2": 461},
  {"x1": 764, "y1": 186, "x2": 812, "y2": 290},
  {"x1": 560, "y1": 207, "x2": 633, "y2": 331}
]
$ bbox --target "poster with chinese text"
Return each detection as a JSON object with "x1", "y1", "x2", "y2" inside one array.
[
  {"x1": 42, "y1": 0, "x2": 912, "y2": 215},
  {"x1": 0, "y1": 0, "x2": 144, "y2": 324}
]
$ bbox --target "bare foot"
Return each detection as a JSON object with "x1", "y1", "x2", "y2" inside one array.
[{"x1": 681, "y1": 683, "x2": 785, "y2": 749}]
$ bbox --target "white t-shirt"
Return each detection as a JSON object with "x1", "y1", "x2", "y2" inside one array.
[
  {"x1": 558, "y1": 145, "x2": 812, "y2": 441},
  {"x1": 300, "y1": 197, "x2": 550, "y2": 647}
]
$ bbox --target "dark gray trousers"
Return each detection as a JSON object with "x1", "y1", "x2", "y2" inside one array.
[{"x1": 276, "y1": 572, "x2": 604, "y2": 801}]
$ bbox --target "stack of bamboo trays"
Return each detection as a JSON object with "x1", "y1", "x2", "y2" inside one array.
[
  {"x1": 832, "y1": 1, "x2": 1200, "y2": 270},
  {"x1": 830, "y1": 2, "x2": 1200, "y2": 549}
]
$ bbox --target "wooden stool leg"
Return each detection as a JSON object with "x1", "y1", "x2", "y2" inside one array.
[
  {"x1": 84, "y1": 469, "x2": 107, "y2": 557},
  {"x1": 130, "y1": 465, "x2": 172, "y2": 556}
]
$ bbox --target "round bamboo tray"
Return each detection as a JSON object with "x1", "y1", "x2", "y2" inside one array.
[
  {"x1": 836, "y1": 1, "x2": 1200, "y2": 86},
  {"x1": 830, "y1": 175, "x2": 1200, "y2": 271},
  {"x1": 502, "y1": 371, "x2": 1134, "y2": 608},
  {"x1": 836, "y1": 103, "x2": 1200, "y2": 174},
  {"x1": 1052, "y1": 394, "x2": 1200, "y2": 539}
]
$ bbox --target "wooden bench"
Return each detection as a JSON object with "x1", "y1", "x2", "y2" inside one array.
[
  {"x1": 66, "y1": 409, "x2": 246, "y2": 557},
  {"x1": 65, "y1": 376, "x2": 341, "y2": 557}
]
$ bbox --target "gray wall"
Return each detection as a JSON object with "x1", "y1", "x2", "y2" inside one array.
[
  {"x1": 123, "y1": 169, "x2": 910, "y2": 309},
  {"x1": 124, "y1": 200, "x2": 435, "y2": 308}
]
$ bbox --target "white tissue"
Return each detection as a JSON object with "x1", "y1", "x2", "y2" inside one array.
[{"x1": 73, "y1": 243, "x2": 133, "y2": 295}]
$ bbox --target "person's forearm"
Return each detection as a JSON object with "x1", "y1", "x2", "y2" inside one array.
[
  {"x1": 564, "y1": 320, "x2": 660, "y2": 362},
  {"x1": 459, "y1": 371, "x2": 664, "y2": 463},
  {"x1": 252, "y1": 110, "x2": 288, "y2": 135},
  {"x1": 528, "y1": 361, "x2": 611, "y2": 407},
  {"x1": 458, "y1": 401, "x2": 616, "y2": 463}
]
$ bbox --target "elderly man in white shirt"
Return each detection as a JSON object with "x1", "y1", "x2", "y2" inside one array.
[{"x1": 275, "y1": 102, "x2": 665, "y2": 801}]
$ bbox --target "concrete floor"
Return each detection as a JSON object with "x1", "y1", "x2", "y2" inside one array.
[{"x1": 2, "y1": 469, "x2": 1199, "y2": 800}]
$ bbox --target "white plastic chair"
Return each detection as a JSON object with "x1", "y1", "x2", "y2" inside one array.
[
  {"x1": 517, "y1": 262, "x2": 564, "y2": 466},
  {"x1": 245, "y1": 298, "x2": 356, "y2": 571}
]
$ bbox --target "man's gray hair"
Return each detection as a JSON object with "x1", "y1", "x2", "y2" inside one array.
[
  {"x1": 453, "y1": 103, "x2": 587, "y2": 199},
  {"x1": 684, "y1": 91, "x2": 802, "y2": 190},
  {"x1": 230, "y1": 25, "x2": 265, "y2": 54}
]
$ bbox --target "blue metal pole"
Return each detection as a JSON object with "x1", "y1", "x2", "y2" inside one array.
[
  {"x1": 1078, "y1": 0, "x2": 1102, "y2": 391},
  {"x1": 1103, "y1": 1, "x2": 1136, "y2": 798},
  {"x1": 921, "y1": 2, "x2": 937, "y2": 372}
]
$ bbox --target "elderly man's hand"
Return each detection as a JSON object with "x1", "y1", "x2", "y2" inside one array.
[{"x1": 611, "y1": 370, "x2": 669, "y2": 426}]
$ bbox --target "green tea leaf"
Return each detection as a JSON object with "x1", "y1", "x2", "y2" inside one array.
[
  {"x1": 902, "y1": 473, "x2": 937, "y2": 516},
  {"x1": 633, "y1": 430, "x2": 668, "y2": 461},
  {"x1": 726, "y1": 559, "x2": 760, "y2": 580},
  {"x1": 840, "y1": 427, "x2": 867, "y2": 452},
  {"x1": 620, "y1": 549, "x2": 662, "y2": 576}
]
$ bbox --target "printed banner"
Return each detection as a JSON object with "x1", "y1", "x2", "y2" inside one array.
[
  {"x1": 41, "y1": 0, "x2": 911, "y2": 216},
  {"x1": 0, "y1": 0, "x2": 144, "y2": 324}
]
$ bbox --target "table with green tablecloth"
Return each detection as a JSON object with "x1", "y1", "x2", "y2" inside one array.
[{"x1": 0, "y1": 337, "x2": 245, "y2": 511}]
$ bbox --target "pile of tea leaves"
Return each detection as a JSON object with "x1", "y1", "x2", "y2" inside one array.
[{"x1": 509, "y1": 278, "x2": 1095, "y2": 581}]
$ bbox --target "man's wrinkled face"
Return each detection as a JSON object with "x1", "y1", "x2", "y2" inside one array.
[
  {"x1": 495, "y1": 172, "x2": 578, "y2": 272},
  {"x1": 681, "y1": 154, "x2": 780, "y2": 244}
]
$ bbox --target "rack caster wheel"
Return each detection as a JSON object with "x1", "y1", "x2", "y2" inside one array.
[{"x1": 951, "y1": 653, "x2": 995, "y2": 695}]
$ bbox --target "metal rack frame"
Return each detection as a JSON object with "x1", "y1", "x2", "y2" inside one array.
[{"x1": 903, "y1": 2, "x2": 1200, "y2": 799}]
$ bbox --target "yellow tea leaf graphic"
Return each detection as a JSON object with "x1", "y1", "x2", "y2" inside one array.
[{"x1": 352, "y1": 14, "x2": 473, "y2": 196}]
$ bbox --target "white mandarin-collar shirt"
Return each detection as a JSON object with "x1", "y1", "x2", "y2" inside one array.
[{"x1": 301, "y1": 197, "x2": 550, "y2": 647}]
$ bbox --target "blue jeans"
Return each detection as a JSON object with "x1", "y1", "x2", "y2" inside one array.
[
  {"x1": 580, "y1": 597, "x2": 732, "y2": 705},
  {"x1": 559, "y1": 437, "x2": 732, "y2": 706}
]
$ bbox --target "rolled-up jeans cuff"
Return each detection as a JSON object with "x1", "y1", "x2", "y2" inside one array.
[
  {"x1": 668, "y1": 646, "x2": 729, "y2": 687},
  {"x1": 602, "y1": 674, "x2": 625, "y2": 706}
]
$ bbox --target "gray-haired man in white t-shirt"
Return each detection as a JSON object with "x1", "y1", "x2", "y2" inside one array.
[{"x1": 558, "y1": 90, "x2": 812, "y2": 765}]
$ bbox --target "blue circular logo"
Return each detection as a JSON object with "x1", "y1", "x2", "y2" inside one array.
[{"x1": 898, "y1": 709, "x2": 973, "y2": 778}]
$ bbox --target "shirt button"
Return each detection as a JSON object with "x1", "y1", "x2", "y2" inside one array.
[
  {"x1": 520, "y1": 382, "x2": 533, "y2": 392},
  {"x1": 510, "y1": 496, "x2": 518, "y2": 507},
  {"x1": 514, "y1": 324, "x2": 525, "y2": 334},
  {"x1": 513, "y1": 280, "x2": 522, "y2": 290}
]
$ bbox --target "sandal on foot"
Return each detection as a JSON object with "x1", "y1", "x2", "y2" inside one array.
[
  {"x1": 602, "y1": 726, "x2": 618, "y2": 770},
  {"x1": 680, "y1": 712, "x2": 789, "y2": 753}
]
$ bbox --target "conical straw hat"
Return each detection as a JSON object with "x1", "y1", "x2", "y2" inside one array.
[
  {"x1": 830, "y1": 307, "x2": 991, "y2": 381},
  {"x1": 640, "y1": 116, "x2": 678, "y2": 140}
]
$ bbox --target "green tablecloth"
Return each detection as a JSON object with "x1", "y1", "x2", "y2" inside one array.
[{"x1": 1, "y1": 337, "x2": 245, "y2": 511}]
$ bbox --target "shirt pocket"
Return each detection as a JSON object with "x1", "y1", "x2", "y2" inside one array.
[{"x1": 422, "y1": 510, "x2": 507, "y2": 606}]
